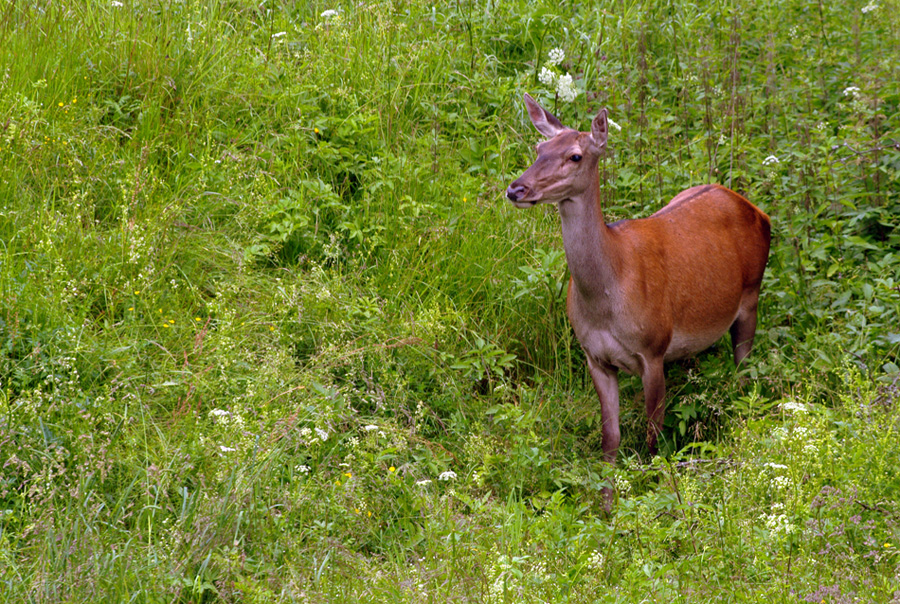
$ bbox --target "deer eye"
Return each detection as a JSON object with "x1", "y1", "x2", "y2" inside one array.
[{"x1": 570, "y1": 154, "x2": 582, "y2": 162}]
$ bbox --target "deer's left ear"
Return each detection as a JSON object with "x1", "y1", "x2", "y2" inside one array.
[{"x1": 591, "y1": 108, "x2": 608, "y2": 149}]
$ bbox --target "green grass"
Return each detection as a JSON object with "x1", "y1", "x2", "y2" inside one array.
[{"x1": 2, "y1": 0, "x2": 900, "y2": 601}]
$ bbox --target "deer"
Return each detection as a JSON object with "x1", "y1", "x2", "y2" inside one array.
[{"x1": 506, "y1": 94, "x2": 771, "y2": 503}]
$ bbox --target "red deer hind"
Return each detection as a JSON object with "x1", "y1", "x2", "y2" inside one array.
[{"x1": 506, "y1": 94, "x2": 771, "y2": 488}]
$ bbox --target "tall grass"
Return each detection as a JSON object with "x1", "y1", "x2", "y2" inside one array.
[{"x1": 1, "y1": 0, "x2": 899, "y2": 601}]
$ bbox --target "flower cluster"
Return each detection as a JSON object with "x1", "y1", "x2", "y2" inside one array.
[
  {"x1": 298, "y1": 426, "x2": 329, "y2": 446},
  {"x1": 536, "y1": 48, "x2": 578, "y2": 103},
  {"x1": 779, "y1": 400, "x2": 808, "y2": 414},
  {"x1": 840, "y1": 84, "x2": 872, "y2": 118},
  {"x1": 586, "y1": 550, "x2": 605, "y2": 571},
  {"x1": 547, "y1": 47, "x2": 565, "y2": 65},
  {"x1": 556, "y1": 74, "x2": 577, "y2": 103},
  {"x1": 614, "y1": 472, "x2": 632, "y2": 495},
  {"x1": 316, "y1": 8, "x2": 346, "y2": 35},
  {"x1": 760, "y1": 503, "x2": 798, "y2": 540}
]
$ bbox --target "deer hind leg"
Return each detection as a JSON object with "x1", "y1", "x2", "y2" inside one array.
[
  {"x1": 730, "y1": 290, "x2": 760, "y2": 366},
  {"x1": 641, "y1": 357, "x2": 666, "y2": 455}
]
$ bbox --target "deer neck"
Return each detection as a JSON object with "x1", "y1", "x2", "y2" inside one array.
[{"x1": 557, "y1": 171, "x2": 620, "y2": 304}]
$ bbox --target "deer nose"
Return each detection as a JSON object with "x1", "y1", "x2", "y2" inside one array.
[{"x1": 506, "y1": 184, "x2": 527, "y2": 202}]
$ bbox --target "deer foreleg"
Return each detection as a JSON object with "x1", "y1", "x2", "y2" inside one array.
[{"x1": 587, "y1": 358, "x2": 620, "y2": 464}]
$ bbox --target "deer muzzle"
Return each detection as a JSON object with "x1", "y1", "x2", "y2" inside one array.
[{"x1": 506, "y1": 183, "x2": 535, "y2": 206}]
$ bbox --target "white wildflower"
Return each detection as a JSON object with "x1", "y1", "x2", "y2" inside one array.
[
  {"x1": 538, "y1": 66, "x2": 557, "y2": 87},
  {"x1": 547, "y1": 47, "x2": 565, "y2": 66},
  {"x1": 208, "y1": 408, "x2": 231, "y2": 417},
  {"x1": 772, "y1": 475, "x2": 793, "y2": 490},
  {"x1": 297, "y1": 465, "x2": 310, "y2": 474},
  {"x1": 315, "y1": 427, "x2": 329, "y2": 442},
  {"x1": 321, "y1": 9, "x2": 340, "y2": 20},
  {"x1": 779, "y1": 400, "x2": 808, "y2": 414},
  {"x1": 271, "y1": 31, "x2": 287, "y2": 39},
  {"x1": 219, "y1": 445, "x2": 236, "y2": 452},
  {"x1": 843, "y1": 86, "x2": 861, "y2": 98},
  {"x1": 363, "y1": 424, "x2": 379, "y2": 431},
  {"x1": 416, "y1": 479, "x2": 432, "y2": 486},
  {"x1": 861, "y1": 2, "x2": 879, "y2": 13},
  {"x1": 762, "y1": 155, "x2": 780, "y2": 166},
  {"x1": 762, "y1": 512, "x2": 797, "y2": 536},
  {"x1": 556, "y1": 73, "x2": 578, "y2": 103},
  {"x1": 438, "y1": 470, "x2": 457, "y2": 481},
  {"x1": 607, "y1": 117, "x2": 622, "y2": 131},
  {"x1": 111, "y1": 0, "x2": 123, "y2": 6},
  {"x1": 764, "y1": 462, "x2": 789, "y2": 470}
]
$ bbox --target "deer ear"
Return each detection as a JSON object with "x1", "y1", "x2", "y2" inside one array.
[
  {"x1": 524, "y1": 93, "x2": 565, "y2": 138},
  {"x1": 591, "y1": 108, "x2": 609, "y2": 149}
]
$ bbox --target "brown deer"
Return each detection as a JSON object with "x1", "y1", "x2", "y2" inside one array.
[{"x1": 506, "y1": 94, "x2": 770, "y2": 497}]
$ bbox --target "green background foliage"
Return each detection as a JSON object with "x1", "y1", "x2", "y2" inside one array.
[{"x1": 1, "y1": 0, "x2": 899, "y2": 601}]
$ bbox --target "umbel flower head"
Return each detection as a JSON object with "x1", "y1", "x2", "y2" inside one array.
[
  {"x1": 538, "y1": 67, "x2": 556, "y2": 87},
  {"x1": 547, "y1": 47, "x2": 565, "y2": 65},
  {"x1": 556, "y1": 73, "x2": 577, "y2": 103},
  {"x1": 535, "y1": 48, "x2": 578, "y2": 103}
]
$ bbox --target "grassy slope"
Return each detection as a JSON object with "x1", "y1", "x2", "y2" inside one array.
[{"x1": 1, "y1": 0, "x2": 900, "y2": 602}]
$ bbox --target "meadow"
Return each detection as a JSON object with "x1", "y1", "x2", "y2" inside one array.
[{"x1": 1, "y1": 0, "x2": 900, "y2": 601}]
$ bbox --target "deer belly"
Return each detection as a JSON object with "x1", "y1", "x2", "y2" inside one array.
[{"x1": 665, "y1": 324, "x2": 730, "y2": 361}]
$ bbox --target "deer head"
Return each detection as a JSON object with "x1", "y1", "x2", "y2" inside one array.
[{"x1": 506, "y1": 94, "x2": 608, "y2": 208}]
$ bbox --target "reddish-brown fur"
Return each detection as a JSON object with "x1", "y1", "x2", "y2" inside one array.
[{"x1": 506, "y1": 95, "x2": 770, "y2": 504}]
